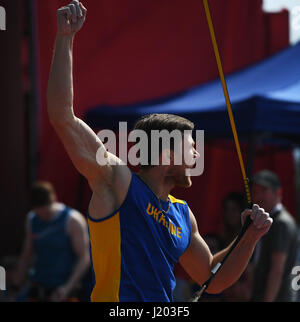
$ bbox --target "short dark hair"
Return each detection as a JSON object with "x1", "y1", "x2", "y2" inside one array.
[
  {"x1": 252, "y1": 170, "x2": 281, "y2": 191},
  {"x1": 223, "y1": 192, "x2": 246, "y2": 212},
  {"x1": 133, "y1": 114, "x2": 194, "y2": 168},
  {"x1": 30, "y1": 181, "x2": 56, "y2": 208}
]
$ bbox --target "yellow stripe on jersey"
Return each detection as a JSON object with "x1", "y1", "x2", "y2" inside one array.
[
  {"x1": 168, "y1": 195, "x2": 186, "y2": 205},
  {"x1": 88, "y1": 212, "x2": 121, "y2": 302}
]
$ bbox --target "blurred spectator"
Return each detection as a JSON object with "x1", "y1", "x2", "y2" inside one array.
[
  {"x1": 250, "y1": 170, "x2": 298, "y2": 302},
  {"x1": 204, "y1": 234, "x2": 222, "y2": 256},
  {"x1": 220, "y1": 192, "x2": 246, "y2": 248},
  {"x1": 11, "y1": 181, "x2": 90, "y2": 302},
  {"x1": 220, "y1": 192, "x2": 253, "y2": 302},
  {"x1": 293, "y1": 230, "x2": 300, "y2": 302},
  {"x1": 221, "y1": 263, "x2": 253, "y2": 302}
]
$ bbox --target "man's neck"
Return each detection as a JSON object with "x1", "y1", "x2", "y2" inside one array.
[
  {"x1": 137, "y1": 168, "x2": 175, "y2": 201},
  {"x1": 271, "y1": 203, "x2": 282, "y2": 215},
  {"x1": 45, "y1": 202, "x2": 64, "y2": 221}
]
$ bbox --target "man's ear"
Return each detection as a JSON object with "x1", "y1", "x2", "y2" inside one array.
[{"x1": 277, "y1": 187, "x2": 283, "y2": 200}]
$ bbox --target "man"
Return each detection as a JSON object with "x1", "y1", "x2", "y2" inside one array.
[
  {"x1": 221, "y1": 192, "x2": 247, "y2": 248},
  {"x1": 220, "y1": 192, "x2": 254, "y2": 302},
  {"x1": 251, "y1": 170, "x2": 298, "y2": 302},
  {"x1": 13, "y1": 181, "x2": 90, "y2": 301},
  {"x1": 47, "y1": 1, "x2": 273, "y2": 302}
]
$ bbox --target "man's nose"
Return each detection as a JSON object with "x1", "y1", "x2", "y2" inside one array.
[{"x1": 194, "y1": 149, "x2": 200, "y2": 159}]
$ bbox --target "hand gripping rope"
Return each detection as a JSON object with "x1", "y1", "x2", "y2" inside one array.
[{"x1": 190, "y1": 0, "x2": 253, "y2": 302}]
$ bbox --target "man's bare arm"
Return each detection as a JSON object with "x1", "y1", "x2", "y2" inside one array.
[
  {"x1": 180, "y1": 205, "x2": 272, "y2": 294},
  {"x1": 47, "y1": 2, "x2": 126, "y2": 187}
]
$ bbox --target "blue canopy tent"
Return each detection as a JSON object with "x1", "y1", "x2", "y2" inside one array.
[
  {"x1": 85, "y1": 42, "x2": 300, "y2": 141},
  {"x1": 82, "y1": 42, "x2": 300, "y2": 224}
]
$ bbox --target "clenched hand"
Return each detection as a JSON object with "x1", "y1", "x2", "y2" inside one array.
[{"x1": 57, "y1": 1, "x2": 87, "y2": 36}]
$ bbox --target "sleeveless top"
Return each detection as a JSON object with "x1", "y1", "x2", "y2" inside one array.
[
  {"x1": 29, "y1": 205, "x2": 77, "y2": 288},
  {"x1": 87, "y1": 172, "x2": 191, "y2": 302}
]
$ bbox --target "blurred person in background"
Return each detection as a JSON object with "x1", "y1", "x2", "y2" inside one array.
[
  {"x1": 11, "y1": 181, "x2": 90, "y2": 301},
  {"x1": 293, "y1": 232, "x2": 300, "y2": 302},
  {"x1": 251, "y1": 170, "x2": 298, "y2": 302},
  {"x1": 220, "y1": 192, "x2": 246, "y2": 248},
  {"x1": 220, "y1": 192, "x2": 254, "y2": 302}
]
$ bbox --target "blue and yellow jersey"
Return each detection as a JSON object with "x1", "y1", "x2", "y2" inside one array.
[{"x1": 87, "y1": 172, "x2": 192, "y2": 302}]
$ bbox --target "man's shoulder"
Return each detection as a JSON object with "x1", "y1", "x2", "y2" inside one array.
[
  {"x1": 168, "y1": 195, "x2": 187, "y2": 205},
  {"x1": 67, "y1": 208, "x2": 86, "y2": 222},
  {"x1": 277, "y1": 207, "x2": 296, "y2": 224},
  {"x1": 274, "y1": 206, "x2": 298, "y2": 234}
]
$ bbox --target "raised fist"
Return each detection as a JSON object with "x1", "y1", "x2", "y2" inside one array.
[{"x1": 57, "y1": 1, "x2": 87, "y2": 36}]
